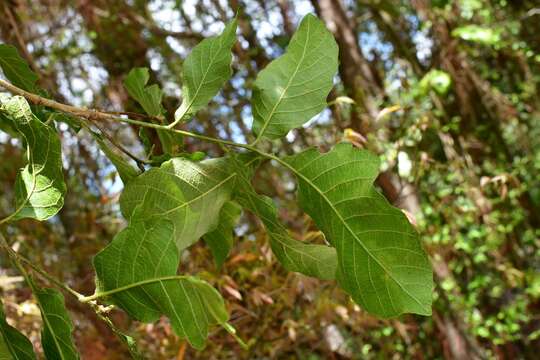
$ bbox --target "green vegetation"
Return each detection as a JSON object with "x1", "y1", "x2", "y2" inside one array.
[{"x1": 0, "y1": 0, "x2": 538, "y2": 358}]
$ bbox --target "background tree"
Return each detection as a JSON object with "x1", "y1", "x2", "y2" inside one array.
[{"x1": 0, "y1": 0, "x2": 539, "y2": 358}]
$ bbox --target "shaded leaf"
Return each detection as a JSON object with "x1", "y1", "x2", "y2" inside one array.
[
  {"x1": 124, "y1": 67, "x2": 163, "y2": 117},
  {"x1": 91, "y1": 131, "x2": 140, "y2": 184},
  {"x1": 124, "y1": 67, "x2": 182, "y2": 154},
  {"x1": 251, "y1": 14, "x2": 338, "y2": 141},
  {"x1": 232, "y1": 154, "x2": 337, "y2": 280},
  {"x1": 284, "y1": 143, "x2": 433, "y2": 317},
  {"x1": 93, "y1": 215, "x2": 229, "y2": 349},
  {"x1": 120, "y1": 157, "x2": 236, "y2": 251},
  {"x1": 0, "y1": 44, "x2": 38, "y2": 92},
  {"x1": 0, "y1": 96, "x2": 66, "y2": 221},
  {"x1": 34, "y1": 287, "x2": 79, "y2": 360},
  {"x1": 174, "y1": 19, "x2": 237, "y2": 123},
  {"x1": 0, "y1": 300, "x2": 36, "y2": 360},
  {"x1": 203, "y1": 201, "x2": 242, "y2": 268}
]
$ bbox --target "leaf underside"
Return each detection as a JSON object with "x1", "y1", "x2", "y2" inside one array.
[
  {"x1": 93, "y1": 215, "x2": 229, "y2": 350},
  {"x1": 95, "y1": 157, "x2": 237, "y2": 349},
  {"x1": 120, "y1": 157, "x2": 236, "y2": 251},
  {"x1": 232, "y1": 154, "x2": 338, "y2": 280},
  {"x1": 0, "y1": 96, "x2": 66, "y2": 221},
  {"x1": 285, "y1": 143, "x2": 433, "y2": 317}
]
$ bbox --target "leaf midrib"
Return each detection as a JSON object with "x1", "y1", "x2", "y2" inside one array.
[
  {"x1": 160, "y1": 173, "x2": 236, "y2": 216},
  {"x1": 253, "y1": 18, "x2": 311, "y2": 143},
  {"x1": 35, "y1": 292, "x2": 68, "y2": 360},
  {"x1": 177, "y1": 32, "x2": 229, "y2": 122}
]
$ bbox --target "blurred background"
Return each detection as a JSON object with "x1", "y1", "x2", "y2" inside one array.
[{"x1": 0, "y1": 0, "x2": 539, "y2": 358}]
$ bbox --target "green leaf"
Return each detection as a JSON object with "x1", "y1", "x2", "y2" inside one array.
[
  {"x1": 452, "y1": 25, "x2": 501, "y2": 45},
  {"x1": 0, "y1": 300, "x2": 36, "y2": 360},
  {"x1": 93, "y1": 215, "x2": 229, "y2": 349},
  {"x1": 232, "y1": 154, "x2": 337, "y2": 280},
  {"x1": 124, "y1": 67, "x2": 163, "y2": 117},
  {"x1": 174, "y1": 19, "x2": 237, "y2": 124},
  {"x1": 251, "y1": 14, "x2": 338, "y2": 142},
  {"x1": 203, "y1": 201, "x2": 242, "y2": 268},
  {"x1": 91, "y1": 132, "x2": 140, "y2": 184},
  {"x1": 0, "y1": 44, "x2": 38, "y2": 92},
  {"x1": 284, "y1": 143, "x2": 433, "y2": 317},
  {"x1": 120, "y1": 157, "x2": 236, "y2": 251},
  {"x1": 0, "y1": 96, "x2": 66, "y2": 221},
  {"x1": 124, "y1": 67, "x2": 183, "y2": 155},
  {"x1": 419, "y1": 70, "x2": 452, "y2": 96},
  {"x1": 34, "y1": 287, "x2": 79, "y2": 360}
]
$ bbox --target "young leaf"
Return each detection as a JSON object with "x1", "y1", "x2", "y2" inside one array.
[
  {"x1": 0, "y1": 300, "x2": 36, "y2": 360},
  {"x1": 123, "y1": 67, "x2": 183, "y2": 154},
  {"x1": 120, "y1": 157, "x2": 236, "y2": 250},
  {"x1": 232, "y1": 154, "x2": 337, "y2": 280},
  {"x1": 251, "y1": 14, "x2": 338, "y2": 142},
  {"x1": 0, "y1": 96, "x2": 66, "y2": 221},
  {"x1": 91, "y1": 132, "x2": 140, "y2": 184},
  {"x1": 34, "y1": 286, "x2": 79, "y2": 360},
  {"x1": 284, "y1": 143, "x2": 433, "y2": 318},
  {"x1": 124, "y1": 67, "x2": 163, "y2": 117},
  {"x1": 203, "y1": 201, "x2": 242, "y2": 268},
  {"x1": 93, "y1": 215, "x2": 229, "y2": 349},
  {"x1": 0, "y1": 44, "x2": 38, "y2": 92},
  {"x1": 173, "y1": 19, "x2": 237, "y2": 125}
]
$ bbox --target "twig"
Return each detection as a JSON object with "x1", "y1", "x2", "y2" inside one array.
[
  {"x1": 85, "y1": 119, "x2": 150, "y2": 169},
  {"x1": 0, "y1": 233, "x2": 140, "y2": 356}
]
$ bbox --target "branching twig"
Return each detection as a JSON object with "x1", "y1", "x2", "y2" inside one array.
[{"x1": 84, "y1": 119, "x2": 150, "y2": 169}]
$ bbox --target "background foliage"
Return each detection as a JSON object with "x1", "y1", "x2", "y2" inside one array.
[{"x1": 0, "y1": 0, "x2": 539, "y2": 358}]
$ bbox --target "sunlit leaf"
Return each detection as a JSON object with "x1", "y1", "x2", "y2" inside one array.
[
  {"x1": 251, "y1": 14, "x2": 338, "y2": 141},
  {"x1": 285, "y1": 143, "x2": 433, "y2": 317},
  {"x1": 0, "y1": 95, "x2": 66, "y2": 221},
  {"x1": 174, "y1": 19, "x2": 237, "y2": 123},
  {"x1": 120, "y1": 157, "x2": 236, "y2": 251}
]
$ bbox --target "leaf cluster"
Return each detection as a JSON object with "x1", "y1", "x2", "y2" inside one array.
[{"x1": 0, "y1": 14, "x2": 432, "y2": 355}]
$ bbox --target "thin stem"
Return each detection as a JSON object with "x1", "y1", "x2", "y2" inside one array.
[
  {"x1": 84, "y1": 119, "x2": 150, "y2": 169},
  {"x1": 0, "y1": 77, "x2": 293, "y2": 176},
  {"x1": 17, "y1": 254, "x2": 86, "y2": 300},
  {"x1": 79, "y1": 275, "x2": 190, "y2": 302},
  {"x1": 0, "y1": 232, "x2": 66, "y2": 354},
  {"x1": 0, "y1": 233, "x2": 139, "y2": 354},
  {"x1": 0, "y1": 78, "x2": 253, "y2": 151}
]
